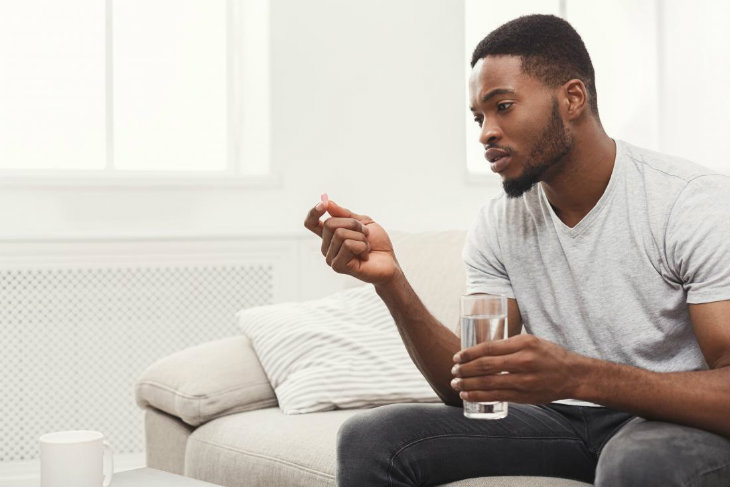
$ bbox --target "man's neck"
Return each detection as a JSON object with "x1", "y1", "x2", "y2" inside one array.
[{"x1": 540, "y1": 130, "x2": 616, "y2": 228}]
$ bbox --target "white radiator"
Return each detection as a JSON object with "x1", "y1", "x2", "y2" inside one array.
[{"x1": 0, "y1": 234, "x2": 326, "y2": 466}]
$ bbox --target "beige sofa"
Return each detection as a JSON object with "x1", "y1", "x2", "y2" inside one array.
[{"x1": 135, "y1": 231, "x2": 591, "y2": 487}]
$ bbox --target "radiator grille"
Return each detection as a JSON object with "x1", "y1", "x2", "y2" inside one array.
[{"x1": 1, "y1": 264, "x2": 274, "y2": 462}]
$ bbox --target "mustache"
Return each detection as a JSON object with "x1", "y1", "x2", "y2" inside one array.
[{"x1": 484, "y1": 144, "x2": 514, "y2": 154}]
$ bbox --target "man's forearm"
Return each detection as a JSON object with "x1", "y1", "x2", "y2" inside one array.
[
  {"x1": 375, "y1": 271, "x2": 462, "y2": 406},
  {"x1": 574, "y1": 355, "x2": 730, "y2": 437}
]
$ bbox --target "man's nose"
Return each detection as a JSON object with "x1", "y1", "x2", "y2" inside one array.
[{"x1": 479, "y1": 124, "x2": 501, "y2": 146}]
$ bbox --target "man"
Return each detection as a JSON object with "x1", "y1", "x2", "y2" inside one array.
[{"x1": 304, "y1": 14, "x2": 729, "y2": 487}]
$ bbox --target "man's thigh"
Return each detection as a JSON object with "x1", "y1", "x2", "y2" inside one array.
[
  {"x1": 337, "y1": 403, "x2": 598, "y2": 487},
  {"x1": 596, "y1": 418, "x2": 730, "y2": 487}
]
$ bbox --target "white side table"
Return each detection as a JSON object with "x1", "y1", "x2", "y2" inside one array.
[{"x1": 110, "y1": 468, "x2": 221, "y2": 487}]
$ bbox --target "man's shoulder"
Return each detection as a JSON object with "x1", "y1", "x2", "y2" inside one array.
[
  {"x1": 620, "y1": 140, "x2": 725, "y2": 185},
  {"x1": 618, "y1": 141, "x2": 729, "y2": 217}
]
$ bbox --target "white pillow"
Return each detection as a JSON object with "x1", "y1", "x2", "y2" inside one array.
[{"x1": 237, "y1": 285, "x2": 440, "y2": 414}]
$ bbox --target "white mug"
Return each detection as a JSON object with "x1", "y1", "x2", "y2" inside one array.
[{"x1": 39, "y1": 430, "x2": 113, "y2": 487}]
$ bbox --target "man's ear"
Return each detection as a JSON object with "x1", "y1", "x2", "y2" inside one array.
[{"x1": 562, "y1": 79, "x2": 589, "y2": 121}]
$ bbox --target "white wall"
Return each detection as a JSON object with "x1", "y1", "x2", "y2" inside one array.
[
  {"x1": 1, "y1": 0, "x2": 726, "y2": 241},
  {"x1": 0, "y1": 0, "x2": 494, "y2": 240},
  {"x1": 659, "y1": 0, "x2": 730, "y2": 170}
]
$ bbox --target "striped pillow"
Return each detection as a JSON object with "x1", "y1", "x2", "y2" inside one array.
[{"x1": 237, "y1": 285, "x2": 440, "y2": 414}]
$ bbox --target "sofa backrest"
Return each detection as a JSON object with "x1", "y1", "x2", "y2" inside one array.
[{"x1": 389, "y1": 230, "x2": 467, "y2": 334}]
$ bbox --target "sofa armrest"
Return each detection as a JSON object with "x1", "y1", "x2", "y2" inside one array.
[{"x1": 135, "y1": 336, "x2": 277, "y2": 426}]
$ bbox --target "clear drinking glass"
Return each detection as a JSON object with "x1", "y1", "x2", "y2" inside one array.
[{"x1": 460, "y1": 294, "x2": 509, "y2": 419}]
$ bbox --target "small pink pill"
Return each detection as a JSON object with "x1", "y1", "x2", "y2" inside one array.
[{"x1": 321, "y1": 193, "x2": 329, "y2": 204}]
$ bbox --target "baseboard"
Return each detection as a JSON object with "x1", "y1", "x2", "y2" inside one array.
[{"x1": 0, "y1": 453, "x2": 145, "y2": 487}]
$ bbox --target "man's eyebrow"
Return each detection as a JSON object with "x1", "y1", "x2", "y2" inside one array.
[{"x1": 481, "y1": 88, "x2": 516, "y2": 103}]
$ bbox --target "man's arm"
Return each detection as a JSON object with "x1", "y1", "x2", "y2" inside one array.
[
  {"x1": 302, "y1": 198, "x2": 460, "y2": 402},
  {"x1": 374, "y1": 272, "x2": 523, "y2": 405},
  {"x1": 573, "y1": 300, "x2": 730, "y2": 436},
  {"x1": 373, "y1": 272, "x2": 461, "y2": 405},
  {"x1": 303, "y1": 198, "x2": 521, "y2": 405},
  {"x1": 452, "y1": 300, "x2": 730, "y2": 437}
]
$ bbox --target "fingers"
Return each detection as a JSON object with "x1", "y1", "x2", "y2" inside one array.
[
  {"x1": 325, "y1": 200, "x2": 352, "y2": 218},
  {"x1": 331, "y1": 239, "x2": 369, "y2": 272},
  {"x1": 326, "y1": 200, "x2": 356, "y2": 219},
  {"x1": 454, "y1": 334, "x2": 537, "y2": 364},
  {"x1": 456, "y1": 389, "x2": 521, "y2": 404},
  {"x1": 450, "y1": 374, "x2": 538, "y2": 404},
  {"x1": 304, "y1": 197, "x2": 374, "y2": 275},
  {"x1": 451, "y1": 355, "x2": 513, "y2": 378},
  {"x1": 303, "y1": 198, "x2": 373, "y2": 238},
  {"x1": 327, "y1": 200, "x2": 374, "y2": 225},
  {"x1": 303, "y1": 200, "x2": 329, "y2": 237},
  {"x1": 321, "y1": 217, "x2": 370, "y2": 255},
  {"x1": 451, "y1": 373, "x2": 512, "y2": 394},
  {"x1": 452, "y1": 336, "x2": 540, "y2": 382},
  {"x1": 324, "y1": 228, "x2": 370, "y2": 266}
]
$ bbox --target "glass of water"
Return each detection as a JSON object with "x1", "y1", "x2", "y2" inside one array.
[{"x1": 460, "y1": 293, "x2": 508, "y2": 419}]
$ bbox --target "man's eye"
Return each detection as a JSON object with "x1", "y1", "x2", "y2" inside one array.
[
  {"x1": 474, "y1": 117, "x2": 483, "y2": 127},
  {"x1": 497, "y1": 102, "x2": 513, "y2": 112}
]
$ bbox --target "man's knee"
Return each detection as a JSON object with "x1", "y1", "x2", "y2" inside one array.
[
  {"x1": 595, "y1": 419, "x2": 730, "y2": 487},
  {"x1": 336, "y1": 404, "x2": 417, "y2": 487},
  {"x1": 596, "y1": 429, "x2": 683, "y2": 486},
  {"x1": 336, "y1": 408, "x2": 378, "y2": 462}
]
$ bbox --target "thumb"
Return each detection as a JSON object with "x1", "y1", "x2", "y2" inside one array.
[
  {"x1": 327, "y1": 200, "x2": 370, "y2": 223},
  {"x1": 327, "y1": 200, "x2": 360, "y2": 219}
]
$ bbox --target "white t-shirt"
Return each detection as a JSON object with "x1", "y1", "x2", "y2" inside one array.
[{"x1": 463, "y1": 139, "x2": 730, "y2": 405}]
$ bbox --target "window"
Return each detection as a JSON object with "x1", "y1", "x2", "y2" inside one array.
[
  {"x1": 0, "y1": 0, "x2": 270, "y2": 183},
  {"x1": 464, "y1": 0, "x2": 730, "y2": 177}
]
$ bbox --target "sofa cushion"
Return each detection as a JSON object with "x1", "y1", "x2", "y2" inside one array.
[
  {"x1": 237, "y1": 285, "x2": 440, "y2": 414},
  {"x1": 144, "y1": 408, "x2": 194, "y2": 475},
  {"x1": 184, "y1": 407, "x2": 592, "y2": 487},
  {"x1": 135, "y1": 336, "x2": 277, "y2": 426},
  {"x1": 185, "y1": 407, "x2": 360, "y2": 486}
]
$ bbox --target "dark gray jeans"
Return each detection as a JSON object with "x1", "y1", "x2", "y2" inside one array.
[{"x1": 336, "y1": 403, "x2": 730, "y2": 487}]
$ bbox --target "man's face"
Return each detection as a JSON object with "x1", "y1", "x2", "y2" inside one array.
[{"x1": 468, "y1": 56, "x2": 573, "y2": 198}]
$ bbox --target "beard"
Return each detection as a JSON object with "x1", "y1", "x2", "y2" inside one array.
[{"x1": 503, "y1": 98, "x2": 573, "y2": 198}]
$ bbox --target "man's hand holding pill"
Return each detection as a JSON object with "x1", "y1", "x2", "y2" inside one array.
[{"x1": 303, "y1": 194, "x2": 399, "y2": 285}]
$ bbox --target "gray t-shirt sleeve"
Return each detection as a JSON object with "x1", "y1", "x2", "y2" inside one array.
[
  {"x1": 462, "y1": 200, "x2": 515, "y2": 299},
  {"x1": 665, "y1": 175, "x2": 730, "y2": 304}
]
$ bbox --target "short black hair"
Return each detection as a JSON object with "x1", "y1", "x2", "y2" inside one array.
[{"x1": 471, "y1": 14, "x2": 599, "y2": 116}]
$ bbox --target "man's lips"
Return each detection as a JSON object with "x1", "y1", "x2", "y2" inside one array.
[{"x1": 485, "y1": 148, "x2": 511, "y2": 173}]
